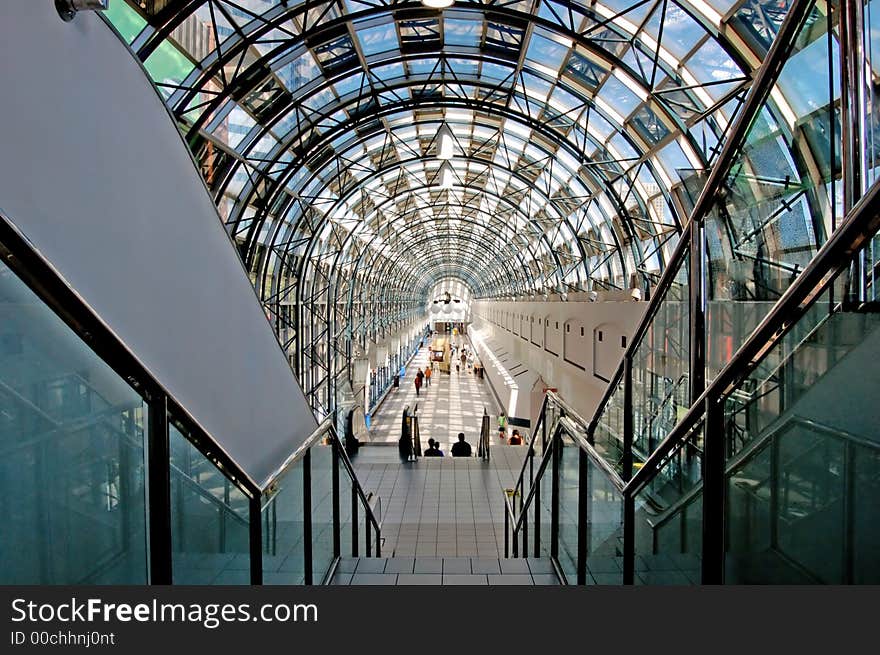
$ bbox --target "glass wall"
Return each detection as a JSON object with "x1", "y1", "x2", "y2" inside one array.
[
  {"x1": 0, "y1": 261, "x2": 149, "y2": 584},
  {"x1": 705, "y1": 5, "x2": 840, "y2": 383},
  {"x1": 169, "y1": 424, "x2": 250, "y2": 584}
]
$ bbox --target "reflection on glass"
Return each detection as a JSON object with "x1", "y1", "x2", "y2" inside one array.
[
  {"x1": 261, "y1": 458, "x2": 305, "y2": 585},
  {"x1": 170, "y1": 424, "x2": 250, "y2": 584},
  {"x1": 632, "y1": 254, "x2": 690, "y2": 473},
  {"x1": 724, "y1": 273, "x2": 880, "y2": 582},
  {"x1": 705, "y1": 7, "x2": 839, "y2": 383},
  {"x1": 311, "y1": 442, "x2": 335, "y2": 582},
  {"x1": 633, "y1": 426, "x2": 703, "y2": 585},
  {"x1": 585, "y1": 457, "x2": 624, "y2": 585},
  {"x1": 557, "y1": 434, "x2": 580, "y2": 582},
  {"x1": 0, "y1": 262, "x2": 148, "y2": 584}
]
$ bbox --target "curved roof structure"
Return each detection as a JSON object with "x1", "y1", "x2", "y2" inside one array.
[{"x1": 105, "y1": 0, "x2": 837, "y2": 414}]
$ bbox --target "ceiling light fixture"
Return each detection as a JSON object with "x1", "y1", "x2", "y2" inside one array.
[
  {"x1": 436, "y1": 124, "x2": 455, "y2": 159},
  {"x1": 421, "y1": 0, "x2": 455, "y2": 8}
]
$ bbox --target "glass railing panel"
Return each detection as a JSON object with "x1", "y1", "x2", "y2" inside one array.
[
  {"x1": 584, "y1": 455, "x2": 624, "y2": 585},
  {"x1": 723, "y1": 264, "x2": 880, "y2": 582},
  {"x1": 339, "y1": 481, "x2": 354, "y2": 558},
  {"x1": 0, "y1": 261, "x2": 149, "y2": 584},
  {"x1": 169, "y1": 424, "x2": 250, "y2": 584},
  {"x1": 261, "y1": 458, "x2": 305, "y2": 585},
  {"x1": 592, "y1": 379, "x2": 625, "y2": 473},
  {"x1": 632, "y1": 254, "x2": 690, "y2": 472},
  {"x1": 557, "y1": 433, "x2": 580, "y2": 582},
  {"x1": 310, "y1": 441, "x2": 335, "y2": 582},
  {"x1": 705, "y1": 2, "x2": 840, "y2": 384},
  {"x1": 853, "y1": 442, "x2": 880, "y2": 583},
  {"x1": 634, "y1": 424, "x2": 703, "y2": 585},
  {"x1": 539, "y1": 456, "x2": 553, "y2": 560},
  {"x1": 357, "y1": 495, "x2": 369, "y2": 557}
]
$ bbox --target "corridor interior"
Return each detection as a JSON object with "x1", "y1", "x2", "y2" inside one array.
[{"x1": 332, "y1": 339, "x2": 559, "y2": 585}]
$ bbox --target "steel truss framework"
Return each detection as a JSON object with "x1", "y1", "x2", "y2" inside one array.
[{"x1": 107, "y1": 0, "x2": 840, "y2": 415}]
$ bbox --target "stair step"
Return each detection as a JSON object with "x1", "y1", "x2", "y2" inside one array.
[{"x1": 331, "y1": 556, "x2": 559, "y2": 585}]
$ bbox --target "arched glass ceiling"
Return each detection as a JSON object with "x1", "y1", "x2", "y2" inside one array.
[{"x1": 104, "y1": 0, "x2": 837, "y2": 415}]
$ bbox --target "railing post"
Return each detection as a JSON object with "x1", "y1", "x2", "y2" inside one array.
[
  {"x1": 702, "y1": 396, "x2": 725, "y2": 584},
  {"x1": 623, "y1": 492, "x2": 635, "y2": 585},
  {"x1": 366, "y1": 509, "x2": 372, "y2": 557},
  {"x1": 303, "y1": 449, "x2": 313, "y2": 585},
  {"x1": 504, "y1": 506, "x2": 510, "y2": 558},
  {"x1": 249, "y1": 495, "x2": 263, "y2": 585},
  {"x1": 551, "y1": 428, "x2": 560, "y2": 561},
  {"x1": 147, "y1": 393, "x2": 172, "y2": 585},
  {"x1": 351, "y1": 483, "x2": 359, "y2": 557},
  {"x1": 534, "y1": 480, "x2": 541, "y2": 558},
  {"x1": 332, "y1": 437, "x2": 341, "y2": 559},
  {"x1": 577, "y1": 448, "x2": 588, "y2": 585},
  {"x1": 622, "y1": 354, "x2": 635, "y2": 585}
]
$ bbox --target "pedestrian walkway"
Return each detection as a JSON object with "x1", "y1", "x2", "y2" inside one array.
[
  {"x1": 351, "y1": 339, "x2": 534, "y2": 562},
  {"x1": 331, "y1": 556, "x2": 558, "y2": 585},
  {"x1": 368, "y1": 340, "x2": 500, "y2": 453}
]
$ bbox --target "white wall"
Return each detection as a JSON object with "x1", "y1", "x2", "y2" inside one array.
[
  {"x1": 472, "y1": 299, "x2": 647, "y2": 422},
  {"x1": 0, "y1": 1, "x2": 316, "y2": 487}
]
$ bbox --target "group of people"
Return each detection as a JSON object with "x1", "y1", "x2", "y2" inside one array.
[
  {"x1": 497, "y1": 411, "x2": 524, "y2": 445},
  {"x1": 413, "y1": 362, "x2": 433, "y2": 397},
  {"x1": 423, "y1": 433, "x2": 473, "y2": 457}
]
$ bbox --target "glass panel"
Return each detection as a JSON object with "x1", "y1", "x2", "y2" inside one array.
[
  {"x1": 539, "y1": 453, "x2": 553, "y2": 559},
  {"x1": 557, "y1": 433, "x2": 580, "y2": 582},
  {"x1": 592, "y1": 379, "x2": 625, "y2": 474},
  {"x1": 261, "y1": 458, "x2": 305, "y2": 585},
  {"x1": 0, "y1": 262, "x2": 148, "y2": 584},
  {"x1": 311, "y1": 442, "x2": 335, "y2": 582},
  {"x1": 339, "y1": 479, "x2": 354, "y2": 558},
  {"x1": 585, "y1": 456, "x2": 624, "y2": 585},
  {"x1": 633, "y1": 424, "x2": 703, "y2": 585},
  {"x1": 705, "y1": 6, "x2": 840, "y2": 383},
  {"x1": 170, "y1": 424, "x2": 250, "y2": 584},
  {"x1": 632, "y1": 253, "x2": 690, "y2": 472},
  {"x1": 724, "y1": 268, "x2": 880, "y2": 582}
]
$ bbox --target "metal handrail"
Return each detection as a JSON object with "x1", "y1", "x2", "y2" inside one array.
[
  {"x1": 334, "y1": 428, "x2": 382, "y2": 541},
  {"x1": 170, "y1": 462, "x2": 250, "y2": 527},
  {"x1": 259, "y1": 417, "x2": 333, "y2": 492},
  {"x1": 626, "y1": 176, "x2": 880, "y2": 498}
]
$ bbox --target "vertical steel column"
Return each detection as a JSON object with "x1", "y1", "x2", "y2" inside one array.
[
  {"x1": 303, "y1": 449, "x2": 313, "y2": 585},
  {"x1": 249, "y1": 495, "x2": 263, "y2": 585},
  {"x1": 840, "y1": 0, "x2": 868, "y2": 304},
  {"x1": 147, "y1": 394, "x2": 172, "y2": 585},
  {"x1": 702, "y1": 396, "x2": 725, "y2": 583},
  {"x1": 332, "y1": 440, "x2": 341, "y2": 558},
  {"x1": 577, "y1": 448, "x2": 589, "y2": 585}
]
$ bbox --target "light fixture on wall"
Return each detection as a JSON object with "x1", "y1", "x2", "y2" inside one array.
[
  {"x1": 436, "y1": 124, "x2": 455, "y2": 159},
  {"x1": 422, "y1": 0, "x2": 455, "y2": 7},
  {"x1": 55, "y1": 0, "x2": 109, "y2": 22}
]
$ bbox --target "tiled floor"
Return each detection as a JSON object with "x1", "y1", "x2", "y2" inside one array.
[
  {"x1": 332, "y1": 557, "x2": 558, "y2": 585},
  {"x1": 353, "y1": 341, "x2": 527, "y2": 560}
]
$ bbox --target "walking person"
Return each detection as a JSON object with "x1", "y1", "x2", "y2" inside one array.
[
  {"x1": 414, "y1": 368, "x2": 424, "y2": 397},
  {"x1": 460, "y1": 349, "x2": 467, "y2": 373},
  {"x1": 424, "y1": 365, "x2": 432, "y2": 387}
]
